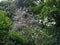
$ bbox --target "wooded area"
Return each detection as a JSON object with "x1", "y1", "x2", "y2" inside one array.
[{"x1": 0, "y1": 0, "x2": 60, "y2": 45}]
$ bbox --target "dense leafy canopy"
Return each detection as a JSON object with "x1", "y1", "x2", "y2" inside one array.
[{"x1": 0, "y1": 0, "x2": 60, "y2": 45}]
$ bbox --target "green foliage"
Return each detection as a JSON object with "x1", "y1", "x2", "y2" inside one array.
[
  {"x1": 0, "y1": 1, "x2": 17, "y2": 18},
  {"x1": 24, "y1": 0, "x2": 37, "y2": 7},
  {"x1": 27, "y1": 0, "x2": 60, "y2": 45},
  {"x1": 0, "y1": 0, "x2": 60, "y2": 45},
  {"x1": 0, "y1": 10, "x2": 12, "y2": 30},
  {"x1": 0, "y1": 10, "x2": 13, "y2": 45},
  {"x1": 9, "y1": 30, "x2": 35, "y2": 45}
]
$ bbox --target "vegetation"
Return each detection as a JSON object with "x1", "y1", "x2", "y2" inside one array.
[{"x1": 0, "y1": 0, "x2": 60, "y2": 45}]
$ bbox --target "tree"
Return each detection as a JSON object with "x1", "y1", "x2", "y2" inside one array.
[
  {"x1": 0, "y1": 10, "x2": 12, "y2": 45},
  {"x1": 0, "y1": 1, "x2": 17, "y2": 19},
  {"x1": 0, "y1": 0, "x2": 60, "y2": 45},
  {"x1": 27, "y1": 0, "x2": 60, "y2": 45}
]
